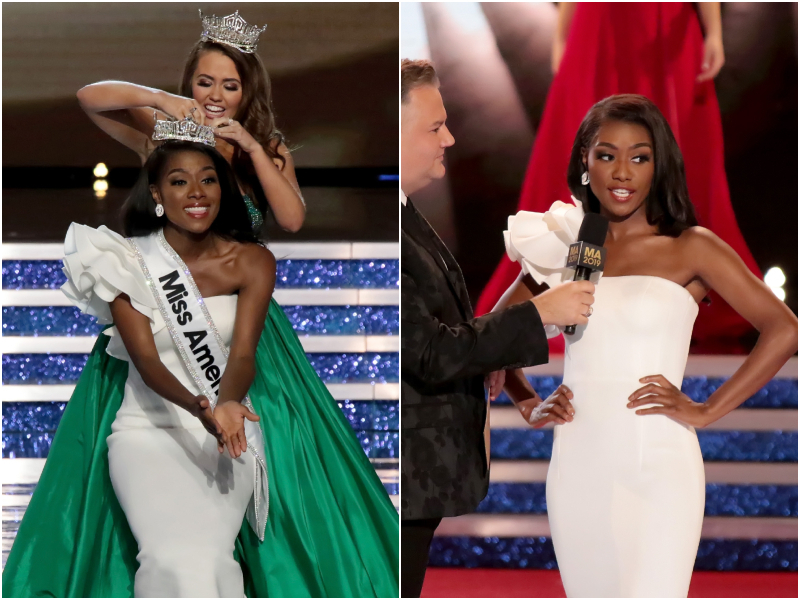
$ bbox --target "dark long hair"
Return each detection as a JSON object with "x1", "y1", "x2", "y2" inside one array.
[
  {"x1": 179, "y1": 41, "x2": 285, "y2": 217},
  {"x1": 567, "y1": 94, "x2": 698, "y2": 237},
  {"x1": 122, "y1": 140, "x2": 258, "y2": 244}
]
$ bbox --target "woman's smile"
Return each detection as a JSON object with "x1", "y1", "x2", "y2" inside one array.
[
  {"x1": 202, "y1": 103, "x2": 227, "y2": 120},
  {"x1": 184, "y1": 203, "x2": 211, "y2": 219}
]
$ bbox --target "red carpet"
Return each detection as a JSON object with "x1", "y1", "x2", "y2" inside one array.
[{"x1": 421, "y1": 568, "x2": 799, "y2": 598}]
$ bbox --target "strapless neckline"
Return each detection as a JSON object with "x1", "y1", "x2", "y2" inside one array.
[{"x1": 600, "y1": 275, "x2": 699, "y2": 306}]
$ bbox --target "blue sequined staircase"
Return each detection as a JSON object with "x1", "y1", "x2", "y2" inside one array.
[
  {"x1": 428, "y1": 537, "x2": 798, "y2": 571},
  {"x1": 3, "y1": 258, "x2": 399, "y2": 290},
  {"x1": 474, "y1": 482, "x2": 798, "y2": 517},
  {"x1": 3, "y1": 305, "x2": 399, "y2": 337},
  {"x1": 1, "y1": 242, "x2": 400, "y2": 567},
  {"x1": 431, "y1": 363, "x2": 799, "y2": 572},
  {"x1": 1, "y1": 352, "x2": 400, "y2": 385},
  {"x1": 2, "y1": 400, "x2": 400, "y2": 460}
]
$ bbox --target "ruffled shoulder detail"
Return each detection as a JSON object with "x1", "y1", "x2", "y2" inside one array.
[
  {"x1": 61, "y1": 224, "x2": 165, "y2": 357},
  {"x1": 504, "y1": 198, "x2": 597, "y2": 339},
  {"x1": 504, "y1": 198, "x2": 587, "y2": 289}
]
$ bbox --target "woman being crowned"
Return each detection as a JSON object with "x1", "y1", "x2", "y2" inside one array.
[{"x1": 2, "y1": 122, "x2": 398, "y2": 596}]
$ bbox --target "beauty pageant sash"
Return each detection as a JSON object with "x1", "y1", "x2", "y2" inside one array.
[{"x1": 129, "y1": 230, "x2": 268, "y2": 540}]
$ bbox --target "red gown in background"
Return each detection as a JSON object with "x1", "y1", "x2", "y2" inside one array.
[{"x1": 476, "y1": 2, "x2": 760, "y2": 354}]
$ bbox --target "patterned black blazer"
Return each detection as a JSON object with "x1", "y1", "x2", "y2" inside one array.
[{"x1": 401, "y1": 200, "x2": 549, "y2": 521}]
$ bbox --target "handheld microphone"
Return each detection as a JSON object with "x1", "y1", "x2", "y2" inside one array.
[{"x1": 564, "y1": 213, "x2": 609, "y2": 335}]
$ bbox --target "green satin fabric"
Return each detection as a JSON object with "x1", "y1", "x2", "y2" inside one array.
[{"x1": 3, "y1": 299, "x2": 399, "y2": 598}]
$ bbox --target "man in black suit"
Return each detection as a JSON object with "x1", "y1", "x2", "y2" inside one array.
[{"x1": 400, "y1": 59, "x2": 596, "y2": 597}]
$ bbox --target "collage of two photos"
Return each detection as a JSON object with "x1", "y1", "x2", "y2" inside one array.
[
  {"x1": 1, "y1": 2, "x2": 799, "y2": 599},
  {"x1": 2, "y1": 3, "x2": 399, "y2": 598}
]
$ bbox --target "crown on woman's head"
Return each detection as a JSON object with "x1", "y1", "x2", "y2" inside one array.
[
  {"x1": 152, "y1": 114, "x2": 216, "y2": 147},
  {"x1": 199, "y1": 9, "x2": 267, "y2": 54}
]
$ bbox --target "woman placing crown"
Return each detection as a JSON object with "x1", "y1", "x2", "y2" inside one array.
[
  {"x1": 3, "y1": 12, "x2": 398, "y2": 600},
  {"x1": 77, "y1": 9, "x2": 302, "y2": 234}
]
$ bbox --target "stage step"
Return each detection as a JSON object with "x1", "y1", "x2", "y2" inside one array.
[
  {"x1": 3, "y1": 305, "x2": 398, "y2": 336},
  {"x1": 3, "y1": 258, "x2": 398, "y2": 289},
  {"x1": 2, "y1": 352, "x2": 399, "y2": 385},
  {"x1": 428, "y1": 536, "x2": 797, "y2": 571},
  {"x1": 3, "y1": 400, "x2": 398, "y2": 460},
  {"x1": 474, "y1": 482, "x2": 797, "y2": 517}
]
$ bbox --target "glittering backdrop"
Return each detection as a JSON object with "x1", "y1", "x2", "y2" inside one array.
[
  {"x1": 1, "y1": 352, "x2": 399, "y2": 386},
  {"x1": 3, "y1": 305, "x2": 399, "y2": 337},
  {"x1": 3, "y1": 400, "x2": 399, "y2": 461},
  {"x1": 428, "y1": 537, "x2": 798, "y2": 571},
  {"x1": 2, "y1": 259, "x2": 400, "y2": 290}
]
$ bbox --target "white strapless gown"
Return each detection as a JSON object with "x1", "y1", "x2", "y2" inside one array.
[
  {"x1": 548, "y1": 276, "x2": 704, "y2": 597},
  {"x1": 505, "y1": 202, "x2": 705, "y2": 598},
  {"x1": 62, "y1": 225, "x2": 255, "y2": 598}
]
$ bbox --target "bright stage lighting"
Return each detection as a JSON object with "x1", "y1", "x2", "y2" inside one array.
[
  {"x1": 93, "y1": 163, "x2": 109, "y2": 178},
  {"x1": 93, "y1": 179, "x2": 108, "y2": 199},
  {"x1": 764, "y1": 267, "x2": 787, "y2": 301},
  {"x1": 764, "y1": 267, "x2": 786, "y2": 288}
]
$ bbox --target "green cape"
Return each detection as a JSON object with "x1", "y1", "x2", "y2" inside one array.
[{"x1": 3, "y1": 300, "x2": 399, "y2": 597}]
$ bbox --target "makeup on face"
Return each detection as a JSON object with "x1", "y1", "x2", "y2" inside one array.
[
  {"x1": 587, "y1": 122, "x2": 654, "y2": 214},
  {"x1": 192, "y1": 52, "x2": 243, "y2": 122},
  {"x1": 157, "y1": 153, "x2": 222, "y2": 231}
]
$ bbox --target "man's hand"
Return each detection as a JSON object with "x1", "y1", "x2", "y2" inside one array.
[
  {"x1": 531, "y1": 280, "x2": 595, "y2": 327},
  {"x1": 485, "y1": 370, "x2": 506, "y2": 401}
]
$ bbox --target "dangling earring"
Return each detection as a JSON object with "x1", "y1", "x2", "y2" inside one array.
[
  {"x1": 581, "y1": 171, "x2": 590, "y2": 186},
  {"x1": 155, "y1": 204, "x2": 164, "y2": 217}
]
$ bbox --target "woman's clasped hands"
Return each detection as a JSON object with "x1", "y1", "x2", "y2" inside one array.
[
  {"x1": 187, "y1": 393, "x2": 225, "y2": 445},
  {"x1": 187, "y1": 394, "x2": 261, "y2": 458},
  {"x1": 213, "y1": 400, "x2": 262, "y2": 458}
]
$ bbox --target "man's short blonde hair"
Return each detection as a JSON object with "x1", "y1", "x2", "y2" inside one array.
[{"x1": 401, "y1": 59, "x2": 439, "y2": 104}]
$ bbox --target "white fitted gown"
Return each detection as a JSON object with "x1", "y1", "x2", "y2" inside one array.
[
  {"x1": 62, "y1": 224, "x2": 255, "y2": 598},
  {"x1": 505, "y1": 202, "x2": 705, "y2": 598}
]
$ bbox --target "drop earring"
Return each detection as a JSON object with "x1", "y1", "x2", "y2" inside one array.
[
  {"x1": 581, "y1": 171, "x2": 590, "y2": 185},
  {"x1": 155, "y1": 204, "x2": 164, "y2": 217}
]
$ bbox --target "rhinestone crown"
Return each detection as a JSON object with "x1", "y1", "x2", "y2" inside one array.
[
  {"x1": 152, "y1": 114, "x2": 216, "y2": 147},
  {"x1": 199, "y1": 9, "x2": 267, "y2": 54}
]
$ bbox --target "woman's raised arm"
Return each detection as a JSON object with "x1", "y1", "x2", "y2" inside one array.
[
  {"x1": 213, "y1": 121, "x2": 307, "y2": 232},
  {"x1": 77, "y1": 81, "x2": 204, "y2": 162},
  {"x1": 253, "y1": 142, "x2": 306, "y2": 232}
]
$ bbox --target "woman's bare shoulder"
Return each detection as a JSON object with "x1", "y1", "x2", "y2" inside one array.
[
  {"x1": 678, "y1": 226, "x2": 730, "y2": 253},
  {"x1": 236, "y1": 242, "x2": 276, "y2": 274},
  {"x1": 677, "y1": 226, "x2": 743, "y2": 274}
]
